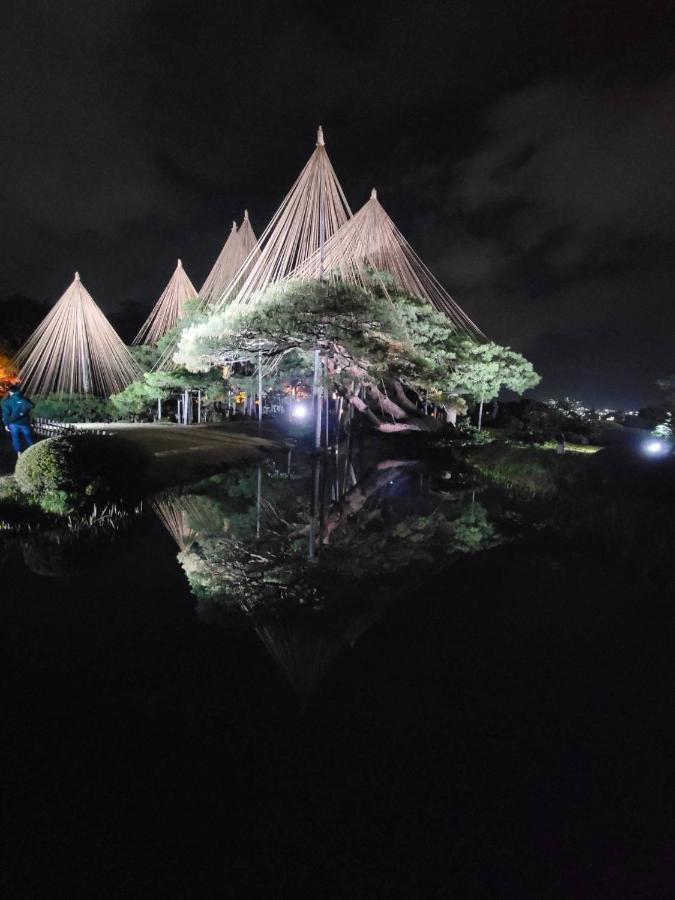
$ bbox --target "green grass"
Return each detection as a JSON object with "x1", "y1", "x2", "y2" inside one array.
[
  {"x1": 539, "y1": 441, "x2": 600, "y2": 455},
  {"x1": 464, "y1": 442, "x2": 589, "y2": 497}
]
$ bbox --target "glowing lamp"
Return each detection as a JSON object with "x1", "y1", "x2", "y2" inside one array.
[
  {"x1": 291, "y1": 403, "x2": 307, "y2": 420},
  {"x1": 645, "y1": 440, "x2": 666, "y2": 456}
]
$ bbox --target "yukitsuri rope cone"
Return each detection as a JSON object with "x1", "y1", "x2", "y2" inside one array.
[
  {"x1": 214, "y1": 127, "x2": 352, "y2": 316},
  {"x1": 155, "y1": 211, "x2": 260, "y2": 370},
  {"x1": 293, "y1": 188, "x2": 485, "y2": 340},
  {"x1": 254, "y1": 621, "x2": 344, "y2": 703},
  {"x1": 237, "y1": 209, "x2": 258, "y2": 260},
  {"x1": 133, "y1": 259, "x2": 198, "y2": 345},
  {"x1": 199, "y1": 211, "x2": 259, "y2": 309},
  {"x1": 153, "y1": 493, "x2": 219, "y2": 552},
  {"x1": 153, "y1": 497, "x2": 196, "y2": 552},
  {"x1": 16, "y1": 272, "x2": 141, "y2": 396}
]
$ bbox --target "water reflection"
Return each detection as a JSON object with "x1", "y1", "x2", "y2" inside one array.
[{"x1": 154, "y1": 449, "x2": 501, "y2": 700}]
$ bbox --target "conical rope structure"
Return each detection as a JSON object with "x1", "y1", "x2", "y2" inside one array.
[
  {"x1": 236, "y1": 209, "x2": 259, "y2": 266},
  {"x1": 133, "y1": 259, "x2": 198, "y2": 345},
  {"x1": 199, "y1": 210, "x2": 259, "y2": 308},
  {"x1": 254, "y1": 621, "x2": 344, "y2": 703},
  {"x1": 292, "y1": 188, "x2": 485, "y2": 340},
  {"x1": 15, "y1": 272, "x2": 141, "y2": 396},
  {"x1": 153, "y1": 496, "x2": 196, "y2": 553},
  {"x1": 213, "y1": 126, "x2": 352, "y2": 316},
  {"x1": 153, "y1": 493, "x2": 222, "y2": 552},
  {"x1": 154, "y1": 210, "x2": 261, "y2": 370}
]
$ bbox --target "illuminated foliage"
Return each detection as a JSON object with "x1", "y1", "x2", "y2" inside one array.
[
  {"x1": 0, "y1": 351, "x2": 20, "y2": 393},
  {"x1": 175, "y1": 280, "x2": 539, "y2": 429}
]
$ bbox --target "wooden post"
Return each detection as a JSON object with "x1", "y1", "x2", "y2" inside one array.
[
  {"x1": 334, "y1": 395, "x2": 344, "y2": 448},
  {"x1": 313, "y1": 349, "x2": 321, "y2": 450},
  {"x1": 157, "y1": 397, "x2": 162, "y2": 421},
  {"x1": 256, "y1": 465, "x2": 262, "y2": 540},
  {"x1": 258, "y1": 350, "x2": 263, "y2": 434},
  {"x1": 197, "y1": 389, "x2": 202, "y2": 424},
  {"x1": 308, "y1": 457, "x2": 321, "y2": 560},
  {"x1": 324, "y1": 381, "x2": 329, "y2": 448}
]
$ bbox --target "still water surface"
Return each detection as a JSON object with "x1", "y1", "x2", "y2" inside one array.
[{"x1": 3, "y1": 447, "x2": 672, "y2": 896}]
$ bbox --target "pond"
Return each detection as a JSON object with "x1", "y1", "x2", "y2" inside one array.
[{"x1": 3, "y1": 443, "x2": 672, "y2": 896}]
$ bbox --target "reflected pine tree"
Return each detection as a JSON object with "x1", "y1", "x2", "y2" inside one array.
[{"x1": 155, "y1": 451, "x2": 501, "y2": 701}]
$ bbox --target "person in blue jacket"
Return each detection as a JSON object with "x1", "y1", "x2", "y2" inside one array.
[{"x1": 2, "y1": 384, "x2": 35, "y2": 456}]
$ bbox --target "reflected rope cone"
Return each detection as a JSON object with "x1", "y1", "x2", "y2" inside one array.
[
  {"x1": 153, "y1": 493, "x2": 219, "y2": 552},
  {"x1": 199, "y1": 210, "x2": 260, "y2": 309},
  {"x1": 15, "y1": 271, "x2": 141, "y2": 396},
  {"x1": 153, "y1": 497, "x2": 196, "y2": 552},
  {"x1": 255, "y1": 621, "x2": 344, "y2": 703},
  {"x1": 293, "y1": 188, "x2": 485, "y2": 339},
  {"x1": 133, "y1": 259, "x2": 198, "y2": 345},
  {"x1": 214, "y1": 126, "x2": 352, "y2": 315}
]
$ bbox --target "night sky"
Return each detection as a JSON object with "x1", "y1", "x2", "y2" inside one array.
[{"x1": 2, "y1": 0, "x2": 673, "y2": 407}]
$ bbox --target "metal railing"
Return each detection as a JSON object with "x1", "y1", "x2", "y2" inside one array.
[{"x1": 33, "y1": 419, "x2": 114, "y2": 438}]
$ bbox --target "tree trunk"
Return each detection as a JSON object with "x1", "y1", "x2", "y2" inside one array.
[
  {"x1": 389, "y1": 380, "x2": 423, "y2": 416},
  {"x1": 477, "y1": 393, "x2": 485, "y2": 431},
  {"x1": 442, "y1": 404, "x2": 457, "y2": 425},
  {"x1": 362, "y1": 381, "x2": 408, "y2": 420},
  {"x1": 348, "y1": 394, "x2": 421, "y2": 432}
]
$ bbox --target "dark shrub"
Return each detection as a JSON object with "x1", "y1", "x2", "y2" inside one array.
[
  {"x1": 32, "y1": 393, "x2": 115, "y2": 423},
  {"x1": 15, "y1": 433, "x2": 151, "y2": 514}
]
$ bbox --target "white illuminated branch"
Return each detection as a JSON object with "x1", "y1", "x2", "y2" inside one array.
[
  {"x1": 293, "y1": 188, "x2": 485, "y2": 339},
  {"x1": 134, "y1": 259, "x2": 198, "y2": 345},
  {"x1": 16, "y1": 272, "x2": 141, "y2": 396},
  {"x1": 214, "y1": 126, "x2": 352, "y2": 315}
]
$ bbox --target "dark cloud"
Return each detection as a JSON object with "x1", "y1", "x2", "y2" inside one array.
[
  {"x1": 454, "y1": 76, "x2": 675, "y2": 244},
  {"x1": 414, "y1": 74, "x2": 675, "y2": 406},
  {"x1": 1, "y1": 0, "x2": 673, "y2": 406}
]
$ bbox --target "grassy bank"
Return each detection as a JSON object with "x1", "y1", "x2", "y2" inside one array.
[
  {"x1": 463, "y1": 439, "x2": 675, "y2": 569},
  {"x1": 1, "y1": 422, "x2": 286, "y2": 529},
  {"x1": 462, "y1": 442, "x2": 588, "y2": 497}
]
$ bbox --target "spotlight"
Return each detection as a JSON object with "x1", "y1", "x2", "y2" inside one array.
[
  {"x1": 291, "y1": 403, "x2": 307, "y2": 420},
  {"x1": 645, "y1": 439, "x2": 667, "y2": 456}
]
